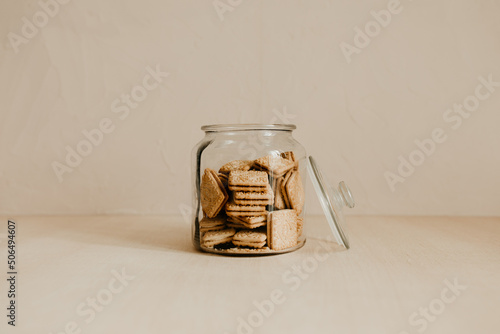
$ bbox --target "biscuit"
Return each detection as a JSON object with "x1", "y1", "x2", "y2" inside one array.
[
  {"x1": 227, "y1": 215, "x2": 252, "y2": 226},
  {"x1": 280, "y1": 151, "x2": 296, "y2": 162},
  {"x1": 254, "y1": 154, "x2": 295, "y2": 177},
  {"x1": 200, "y1": 168, "x2": 229, "y2": 218},
  {"x1": 233, "y1": 197, "x2": 273, "y2": 206},
  {"x1": 227, "y1": 185, "x2": 269, "y2": 192},
  {"x1": 218, "y1": 173, "x2": 229, "y2": 187},
  {"x1": 227, "y1": 215, "x2": 246, "y2": 224},
  {"x1": 274, "y1": 178, "x2": 286, "y2": 210},
  {"x1": 228, "y1": 171, "x2": 269, "y2": 191},
  {"x1": 281, "y1": 151, "x2": 299, "y2": 170},
  {"x1": 199, "y1": 216, "x2": 226, "y2": 233},
  {"x1": 233, "y1": 230, "x2": 267, "y2": 248},
  {"x1": 280, "y1": 170, "x2": 293, "y2": 208},
  {"x1": 228, "y1": 215, "x2": 266, "y2": 228},
  {"x1": 233, "y1": 186, "x2": 274, "y2": 201},
  {"x1": 239, "y1": 215, "x2": 266, "y2": 225},
  {"x1": 226, "y1": 216, "x2": 247, "y2": 229},
  {"x1": 268, "y1": 210, "x2": 298, "y2": 251},
  {"x1": 219, "y1": 160, "x2": 254, "y2": 174},
  {"x1": 225, "y1": 200, "x2": 266, "y2": 212},
  {"x1": 201, "y1": 228, "x2": 236, "y2": 248},
  {"x1": 284, "y1": 171, "x2": 305, "y2": 215},
  {"x1": 226, "y1": 211, "x2": 268, "y2": 217}
]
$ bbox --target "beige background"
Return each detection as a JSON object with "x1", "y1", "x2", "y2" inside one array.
[{"x1": 0, "y1": 0, "x2": 499, "y2": 216}]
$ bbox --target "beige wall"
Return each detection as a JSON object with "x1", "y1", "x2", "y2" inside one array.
[{"x1": 1, "y1": 0, "x2": 499, "y2": 216}]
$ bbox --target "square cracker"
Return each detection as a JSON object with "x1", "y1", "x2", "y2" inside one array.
[
  {"x1": 233, "y1": 198, "x2": 273, "y2": 206},
  {"x1": 229, "y1": 170, "x2": 269, "y2": 187},
  {"x1": 200, "y1": 168, "x2": 229, "y2": 218},
  {"x1": 226, "y1": 211, "x2": 268, "y2": 217},
  {"x1": 227, "y1": 216, "x2": 265, "y2": 229},
  {"x1": 219, "y1": 160, "x2": 254, "y2": 174},
  {"x1": 199, "y1": 216, "x2": 226, "y2": 232},
  {"x1": 281, "y1": 151, "x2": 299, "y2": 171},
  {"x1": 237, "y1": 215, "x2": 267, "y2": 229},
  {"x1": 238, "y1": 215, "x2": 266, "y2": 224},
  {"x1": 268, "y1": 210, "x2": 298, "y2": 251},
  {"x1": 274, "y1": 178, "x2": 286, "y2": 210},
  {"x1": 201, "y1": 228, "x2": 236, "y2": 248},
  {"x1": 284, "y1": 171, "x2": 305, "y2": 215},
  {"x1": 218, "y1": 173, "x2": 229, "y2": 187},
  {"x1": 233, "y1": 186, "x2": 273, "y2": 200},
  {"x1": 233, "y1": 230, "x2": 267, "y2": 248},
  {"x1": 280, "y1": 151, "x2": 296, "y2": 162},
  {"x1": 280, "y1": 170, "x2": 293, "y2": 208},
  {"x1": 254, "y1": 154, "x2": 295, "y2": 176},
  {"x1": 225, "y1": 200, "x2": 266, "y2": 212},
  {"x1": 227, "y1": 185, "x2": 268, "y2": 192}
]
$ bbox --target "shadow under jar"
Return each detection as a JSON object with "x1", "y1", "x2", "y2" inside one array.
[{"x1": 191, "y1": 124, "x2": 307, "y2": 256}]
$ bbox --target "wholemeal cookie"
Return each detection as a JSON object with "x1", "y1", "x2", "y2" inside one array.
[
  {"x1": 239, "y1": 215, "x2": 266, "y2": 225},
  {"x1": 228, "y1": 171, "x2": 269, "y2": 191},
  {"x1": 281, "y1": 151, "x2": 299, "y2": 170},
  {"x1": 268, "y1": 209, "x2": 298, "y2": 251},
  {"x1": 226, "y1": 211, "x2": 268, "y2": 217},
  {"x1": 200, "y1": 168, "x2": 229, "y2": 218},
  {"x1": 218, "y1": 173, "x2": 229, "y2": 187},
  {"x1": 284, "y1": 171, "x2": 305, "y2": 215},
  {"x1": 219, "y1": 160, "x2": 254, "y2": 174},
  {"x1": 254, "y1": 154, "x2": 295, "y2": 177},
  {"x1": 235, "y1": 215, "x2": 266, "y2": 229},
  {"x1": 199, "y1": 216, "x2": 226, "y2": 233},
  {"x1": 280, "y1": 151, "x2": 296, "y2": 162},
  {"x1": 280, "y1": 170, "x2": 294, "y2": 208},
  {"x1": 226, "y1": 216, "x2": 247, "y2": 229},
  {"x1": 274, "y1": 178, "x2": 286, "y2": 210},
  {"x1": 241, "y1": 221, "x2": 266, "y2": 229},
  {"x1": 225, "y1": 200, "x2": 266, "y2": 213},
  {"x1": 233, "y1": 196, "x2": 274, "y2": 206},
  {"x1": 233, "y1": 186, "x2": 274, "y2": 201},
  {"x1": 201, "y1": 228, "x2": 236, "y2": 248},
  {"x1": 233, "y1": 230, "x2": 267, "y2": 248}
]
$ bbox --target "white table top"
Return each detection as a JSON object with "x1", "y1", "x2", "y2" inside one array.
[{"x1": 2, "y1": 215, "x2": 499, "y2": 334}]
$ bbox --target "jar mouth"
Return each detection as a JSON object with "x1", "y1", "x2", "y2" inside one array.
[{"x1": 201, "y1": 124, "x2": 296, "y2": 132}]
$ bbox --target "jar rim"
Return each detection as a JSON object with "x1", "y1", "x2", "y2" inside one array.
[{"x1": 201, "y1": 124, "x2": 296, "y2": 132}]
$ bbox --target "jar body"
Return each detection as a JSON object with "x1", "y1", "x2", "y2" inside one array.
[{"x1": 191, "y1": 125, "x2": 306, "y2": 255}]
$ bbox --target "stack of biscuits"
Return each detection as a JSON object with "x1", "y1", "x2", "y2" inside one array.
[{"x1": 199, "y1": 152, "x2": 305, "y2": 253}]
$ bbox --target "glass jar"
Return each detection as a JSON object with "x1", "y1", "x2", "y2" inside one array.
[{"x1": 191, "y1": 124, "x2": 307, "y2": 255}]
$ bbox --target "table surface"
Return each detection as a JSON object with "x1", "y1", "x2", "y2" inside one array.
[{"x1": 1, "y1": 215, "x2": 499, "y2": 334}]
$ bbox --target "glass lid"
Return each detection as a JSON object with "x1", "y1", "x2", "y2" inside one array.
[{"x1": 307, "y1": 156, "x2": 355, "y2": 249}]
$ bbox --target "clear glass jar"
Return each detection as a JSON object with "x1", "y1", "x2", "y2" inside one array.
[{"x1": 191, "y1": 124, "x2": 307, "y2": 255}]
